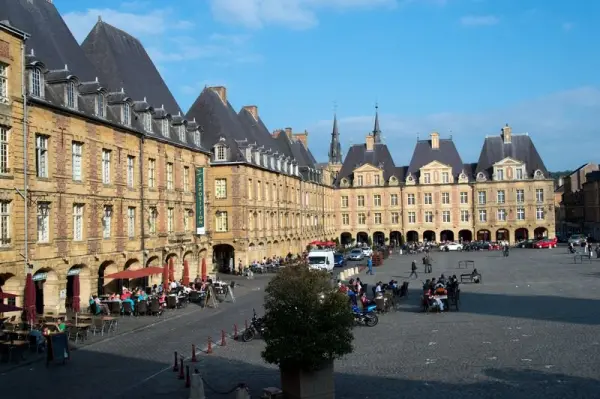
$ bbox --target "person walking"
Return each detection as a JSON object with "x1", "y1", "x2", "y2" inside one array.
[
  {"x1": 366, "y1": 256, "x2": 374, "y2": 275},
  {"x1": 410, "y1": 260, "x2": 418, "y2": 279}
]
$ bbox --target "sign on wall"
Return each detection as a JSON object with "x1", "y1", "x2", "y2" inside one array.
[{"x1": 195, "y1": 167, "x2": 206, "y2": 235}]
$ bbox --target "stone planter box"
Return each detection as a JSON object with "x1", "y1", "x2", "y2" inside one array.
[{"x1": 280, "y1": 361, "x2": 335, "y2": 399}]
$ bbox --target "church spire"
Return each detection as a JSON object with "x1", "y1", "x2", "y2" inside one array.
[
  {"x1": 373, "y1": 103, "x2": 381, "y2": 143},
  {"x1": 328, "y1": 113, "x2": 342, "y2": 164}
]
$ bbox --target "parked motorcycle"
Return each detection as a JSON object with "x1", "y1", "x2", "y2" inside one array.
[
  {"x1": 242, "y1": 308, "x2": 266, "y2": 342},
  {"x1": 351, "y1": 304, "x2": 379, "y2": 327}
]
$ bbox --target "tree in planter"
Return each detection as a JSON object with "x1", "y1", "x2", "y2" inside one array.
[
  {"x1": 367, "y1": 236, "x2": 373, "y2": 248},
  {"x1": 262, "y1": 266, "x2": 355, "y2": 398}
]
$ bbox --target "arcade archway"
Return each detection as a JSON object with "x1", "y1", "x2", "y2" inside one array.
[
  {"x1": 356, "y1": 232, "x2": 368, "y2": 244},
  {"x1": 340, "y1": 232, "x2": 353, "y2": 246},
  {"x1": 477, "y1": 229, "x2": 491, "y2": 241},
  {"x1": 534, "y1": 227, "x2": 548, "y2": 239},
  {"x1": 496, "y1": 229, "x2": 510, "y2": 242},
  {"x1": 390, "y1": 231, "x2": 402, "y2": 247},
  {"x1": 213, "y1": 244, "x2": 235, "y2": 273},
  {"x1": 423, "y1": 230, "x2": 436, "y2": 242},
  {"x1": 458, "y1": 230, "x2": 473, "y2": 242},
  {"x1": 373, "y1": 231, "x2": 385, "y2": 247},
  {"x1": 440, "y1": 230, "x2": 454, "y2": 242},
  {"x1": 406, "y1": 230, "x2": 419, "y2": 243},
  {"x1": 515, "y1": 228, "x2": 529, "y2": 241}
]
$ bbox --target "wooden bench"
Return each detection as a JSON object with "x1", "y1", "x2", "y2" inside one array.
[{"x1": 460, "y1": 273, "x2": 482, "y2": 283}]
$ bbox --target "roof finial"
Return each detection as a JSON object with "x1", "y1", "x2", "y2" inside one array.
[
  {"x1": 30, "y1": 48, "x2": 35, "y2": 56},
  {"x1": 98, "y1": 15, "x2": 102, "y2": 23},
  {"x1": 193, "y1": 117, "x2": 196, "y2": 122},
  {"x1": 120, "y1": 87, "x2": 124, "y2": 93},
  {"x1": 161, "y1": 104, "x2": 164, "y2": 109},
  {"x1": 64, "y1": 64, "x2": 68, "y2": 70},
  {"x1": 95, "y1": 76, "x2": 98, "y2": 82},
  {"x1": 372, "y1": 102, "x2": 381, "y2": 143},
  {"x1": 178, "y1": 111, "x2": 181, "y2": 116},
  {"x1": 143, "y1": 96, "x2": 147, "y2": 102}
]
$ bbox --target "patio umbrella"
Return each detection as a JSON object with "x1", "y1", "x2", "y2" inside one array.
[
  {"x1": 168, "y1": 257, "x2": 175, "y2": 282},
  {"x1": 0, "y1": 303, "x2": 22, "y2": 313},
  {"x1": 182, "y1": 260, "x2": 190, "y2": 286},
  {"x1": 201, "y1": 257, "x2": 207, "y2": 281},
  {"x1": 162, "y1": 263, "x2": 169, "y2": 290},
  {"x1": 72, "y1": 274, "x2": 81, "y2": 312},
  {"x1": 24, "y1": 272, "x2": 36, "y2": 324},
  {"x1": 0, "y1": 292, "x2": 17, "y2": 299}
]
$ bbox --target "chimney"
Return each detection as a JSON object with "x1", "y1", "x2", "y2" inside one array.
[
  {"x1": 293, "y1": 131, "x2": 308, "y2": 148},
  {"x1": 271, "y1": 129, "x2": 283, "y2": 138},
  {"x1": 501, "y1": 123, "x2": 512, "y2": 143},
  {"x1": 209, "y1": 86, "x2": 227, "y2": 104},
  {"x1": 243, "y1": 105, "x2": 258, "y2": 121},
  {"x1": 285, "y1": 127, "x2": 293, "y2": 140},
  {"x1": 430, "y1": 132, "x2": 440, "y2": 149},
  {"x1": 366, "y1": 134, "x2": 375, "y2": 151}
]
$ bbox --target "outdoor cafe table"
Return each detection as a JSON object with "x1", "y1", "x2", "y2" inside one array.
[
  {"x1": 43, "y1": 315, "x2": 65, "y2": 322},
  {"x1": 2, "y1": 330, "x2": 30, "y2": 339}
]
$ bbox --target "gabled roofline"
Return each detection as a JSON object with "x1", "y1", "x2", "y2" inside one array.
[{"x1": 0, "y1": 21, "x2": 30, "y2": 40}]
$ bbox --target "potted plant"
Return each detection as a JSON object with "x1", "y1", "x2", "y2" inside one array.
[{"x1": 261, "y1": 266, "x2": 354, "y2": 399}]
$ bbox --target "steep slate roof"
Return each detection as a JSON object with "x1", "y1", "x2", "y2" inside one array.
[
  {"x1": 475, "y1": 134, "x2": 547, "y2": 177},
  {"x1": 407, "y1": 138, "x2": 464, "y2": 178},
  {"x1": 0, "y1": 0, "x2": 99, "y2": 81},
  {"x1": 81, "y1": 19, "x2": 182, "y2": 114},
  {"x1": 237, "y1": 108, "x2": 282, "y2": 154},
  {"x1": 335, "y1": 143, "x2": 398, "y2": 187}
]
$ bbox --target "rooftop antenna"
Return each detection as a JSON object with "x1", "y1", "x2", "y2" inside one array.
[
  {"x1": 449, "y1": 129, "x2": 453, "y2": 140},
  {"x1": 98, "y1": 15, "x2": 102, "y2": 22}
]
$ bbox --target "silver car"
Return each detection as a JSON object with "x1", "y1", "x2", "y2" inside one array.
[
  {"x1": 568, "y1": 234, "x2": 587, "y2": 245},
  {"x1": 348, "y1": 249, "x2": 364, "y2": 261}
]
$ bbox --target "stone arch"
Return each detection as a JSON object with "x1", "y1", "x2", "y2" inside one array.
[
  {"x1": 458, "y1": 229, "x2": 473, "y2": 242},
  {"x1": 33, "y1": 267, "x2": 59, "y2": 315},
  {"x1": 496, "y1": 229, "x2": 510, "y2": 242},
  {"x1": 373, "y1": 231, "x2": 385, "y2": 247},
  {"x1": 477, "y1": 229, "x2": 491, "y2": 241},
  {"x1": 98, "y1": 260, "x2": 117, "y2": 296},
  {"x1": 515, "y1": 228, "x2": 529, "y2": 241},
  {"x1": 534, "y1": 227, "x2": 548, "y2": 239},
  {"x1": 66, "y1": 264, "x2": 91, "y2": 312},
  {"x1": 440, "y1": 230, "x2": 455, "y2": 242},
  {"x1": 124, "y1": 258, "x2": 141, "y2": 271},
  {"x1": 356, "y1": 232, "x2": 368, "y2": 244},
  {"x1": 0, "y1": 273, "x2": 20, "y2": 311},
  {"x1": 423, "y1": 230, "x2": 436, "y2": 242},
  {"x1": 273, "y1": 240, "x2": 279, "y2": 257},
  {"x1": 213, "y1": 244, "x2": 235, "y2": 273},
  {"x1": 146, "y1": 255, "x2": 160, "y2": 267},
  {"x1": 390, "y1": 231, "x2": 402, "y2": 247},
  {"x1": 406, "y1": 230, "x2": 419, "y2": 243}
]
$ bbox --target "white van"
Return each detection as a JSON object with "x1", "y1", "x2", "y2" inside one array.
[{"x1": 307, "y1": 250, "x2": 335, "y2": 272}]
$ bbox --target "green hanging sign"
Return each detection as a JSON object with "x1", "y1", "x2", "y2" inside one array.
[{"x1": 195, "y1": 167, "x2": 206, "y2": 235}]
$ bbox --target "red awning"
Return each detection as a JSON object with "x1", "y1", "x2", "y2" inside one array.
[
  {"x1": 0, "y1": 303, "x2": 22, "y2": 312},
  {"x1": 105, "y1": 267, "x2": 165, "y2": 280},
  {"x1": 104, "y1": 269, "x2": 138, "y2": 280},
  {"x1": 0, "y1": 292, "x2": 18, "y2": 299}
]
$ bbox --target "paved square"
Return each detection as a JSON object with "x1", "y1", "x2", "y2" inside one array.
[{"x1": 187, "y1": 248, "x2": 600, "y2": 399}]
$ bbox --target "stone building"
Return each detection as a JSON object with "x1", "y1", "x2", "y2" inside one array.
[
  {"x1": 557, "y1": 162, "x2": 599, "y2": 237},
  {"x1": 330, "y1": 115, "x2": 556, "y2": 244},
  {"x1": 582, "y1": 171, "x2": 600, "y2": 239}
]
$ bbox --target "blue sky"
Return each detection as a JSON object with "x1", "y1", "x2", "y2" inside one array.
[{"x1": 59, "y1": 0, "x2": 599, "y2": 170}]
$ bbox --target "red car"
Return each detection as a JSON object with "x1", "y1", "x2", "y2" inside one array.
[{"x1": 534, "y1": 237, "x2": 558, "y2": 249}]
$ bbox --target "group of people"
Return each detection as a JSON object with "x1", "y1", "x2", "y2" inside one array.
[
  {"x1": 421, "y1": 273, "x2": 460, "y2": 312},
  {"x1": 568, "y1": 241, "x2": 599, "y2": 257}
]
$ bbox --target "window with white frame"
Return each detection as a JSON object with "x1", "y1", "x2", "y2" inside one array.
[
  {"x1": 478, "y1": 209, "x2": 487, "y2": 222},
  {"x1": 36, "y1": 135, "x2": 49, "y2": 178},
  {"x1": 30, "y1": 68, "x2": 43, "y2": 98},
  {"x1": 122, "y1": 102, "x2": 131, "y2": 126},
  {"x1": 127, "y1": 207, "x2": 135, "y2": 237},
  {"x1": 73, "y1": 204, "x2": 84, "y2": 241},
  {"x1": 423, "y1": 173, "x2": 431, "y2": 184},
  {"x1": 516, "y1": 189, "x2": 525, "y2": 203},
  {"x1": 72, "y1": 142, "x2": 82, "y2": 181},
  {"x1": 143, "y1": 112, "x2": 153, "y2": 132},
  {"x1": 442, "y1": 192, "x2": 450, "y2": 204},
  {"x1": 374, "y1": 174, "x2": 380, "y2": 185},
  {"x1": 516, "y1": 168, "x2": 523, "y2": 180},
  {"x1": 215, "y1": 178, "x2": 227, "y2": 199},
  {"x1": 96, "y1": 93, "x2": 104, "y2": 117},
  {"x1": 497, "y1": 190, "x2": 505, "y2": 204},
  {"x1": 425, "y1": 211, "x2": 433, "y2": 223},
  {"x1": 460, "y1": 210, "x2": 469, "y2": 222},
  {"x1": 216, "y1": 211, "x2": 228, "y2": 232},
  {"x1": 391, "y1": 212, "x2": 399, "y2": 224},
  {"x1": 478, "y1": 191, "x2": 486, "y2": 205},
  {"x1": 342, "y1": 214, "x2": 349, "y2": 225},
  {"x1": 496, "y1": 168, "x2": 504, "y2": 180},
  {"x1": 178, "y1": 125, "x2": 186, "y2": 142},
  {"x1": 407, "y1": 193, "x2": 415, "y2": 205},
  {"x1": 66, "y1": 81, "x2": 77, "y2": 109},
  {"x1": 373, "y1": 194, "x2": 381, "y2": 206},
  {"x1": 0, "y1": 201, "x2": 10, "y2": 246},
  {"x1": 126, "y1": 155, "x2": 134, "y2": 188},
  {"x1": 408, "y1": 211, "x2": 416, "y2": 224},
  {"x1": 536, "y1": 207, "x2": 544, "y2": 220},
  {"x1": 37, "y1": 202, "x2": 50, "y2": 243},
  {"x1": 356, "y1": 175, "x2": 363, "y2": 186},
  {"x1": 0, "y1": 63, "x2": 8, "y2": 103},
  {"x1": 341, "y1": 196, "x2": 348, "y2": 208},
  {"x1": 103, "y1": 206, "x2": 112, "y2": 238},
  {"x1": 148, "y1": 207, "x2": 157, "y2": 234},
  {"x1": 442, "y1": 171, "x2": 449, "y2": 183},
  {"x1": 357, "y1": 195, "x2": 365, "y2": 207},
  {"x1": 166, "y1": 162, "x2": 173, "y2": 190},
  {"x1": 0, "y1": 127, "x2": 8, "y2": 174},
  {"x1": 167, "y1": 207, "x2": 174, "y2": 233},
  {"x1": 194, "y1": 131, "x2": 201, "y2": 147},
  {"x1": 148, "y1": 158, "x2": 155, "y2": 188},
  {"x1": 374, "y1": 212, "x2": 382, "y2": 224},
  {"x1": 535, "y1": 188, "x2": 544, "y2": 202},
  {"x1": 358, "y1": 213, "x2": 366, "y2": 224},
  {"x1": 497, "y1": 208, "x2": 506, "y2": 221},
  {"x1": 160, "y1": 119, "x2": 168, "y2": 137},
  {"x1": 517, "y1": 207, "x2": 525, "y2": 220},
  {"x1": 442, "y1": 210, "x2": 451, "y2": 223},
  {"x1": 101, "y1": 149, "x2": 111, "y2": 184},
  {"x1": 460, "y1": 192, "x2": 468, "y2": 204},
  {"x1": 424, "y1": 193, "x2": 432, "y2": 205},
  {"x1": 215, "y1": 145, "x2": 226, "y2": 161},
  {"x1": 391, "y1": 194, "x2": 398, "y2": 206},
  {"x1": 183, "y1": 167, "x2": 189, "y2": 191}
]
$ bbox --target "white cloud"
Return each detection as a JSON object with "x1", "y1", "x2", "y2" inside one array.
[
  {"x1": 460, "y1": 15, "x2": 499, "y2": 26},
  {"x1": 209, "y1": 0, "x2": 397, "y2": 29},
  {"x1": 308, "y1": 87, "x2": 600, "y2": 170}
]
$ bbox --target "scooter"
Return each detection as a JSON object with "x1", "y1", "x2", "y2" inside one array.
[
  {"x1": 351, "y1": 304, "x2": 378, "y2": 327},
  {"x1": 242, "y1": 308, "x2": 266, "y2": 342}
]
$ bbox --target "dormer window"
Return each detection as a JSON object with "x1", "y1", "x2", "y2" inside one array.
[
  {"x1": 270, "y1": 156, "x2": 275, "y2": 169},
  {"x1": 193, "y1": 131, "x2": 201, "y2": 146},
  {"x1": 66, "y1": 81, "x2": 77, "y2": 109},
  {"x1": 477, "y1": 172, "x2": 487, "y2": 181},
  {"x1": 215, "y1": 144, "x2": 226, "y2": 161},
  {"x1": 254, "y1": 151, "x2": 260, "y2": 165},
  {"x1": 277, "y1": 158, "x2": 281, "y2": 171},
  {"x1": 161, "y1": 119, "x2": 169, "y2": 137},
  {"x1": 96, "y1": 93, "x2": 104, "y2": 117},
  {"x1": 30, "y1": 68, "x2": 43, "y2": 98},
  {"x1": 262, "y1": 154, "x2": 268, "y2": 166},
  {"x1": 143, "y1": 112, "x2": 153, "y2": 133},
  {"x1": 245, "y1": 147, "x2": 252, "y2": 161},
  {"x1": 122, "y1": 102, "x2": 131, "y2": 126},
  {"x1": 178, "y1": 125, "x2": 186, "y2": 142}
]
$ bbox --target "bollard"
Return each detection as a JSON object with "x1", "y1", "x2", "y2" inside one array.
[
  {"x1": 191, "y1": 344, "x2": 197, "y2": 362},
  {"x1": 233, "y1": 324, "x2": 238, "y2": 340},
  {"x1": 188, "y1": 372, "x2": 206, "y2": 399},
  {"x1": 185, "y1": 365, "x2": 191, "y2": 388},
  {"x1": 206, "y1": 336, "x2": 213, "y2": 354},
  {"x1": 221, "y1": 329, "x2": 226, "y2": 346},
  {"x1": 178, "y1": 357, "x2": 185, "y2": 380},
  {"x1": 233, "y1": 384, "x2": 251, "y2": 399},
  {"x1": 173, "y1": 351, "x2": 179, "y2": 372}
]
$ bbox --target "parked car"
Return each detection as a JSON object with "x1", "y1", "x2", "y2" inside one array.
[
  {"x1": 333, "y1": 252, "x2": 346, "y2": 268},
  {"x1": 442, "y1": 242, "x2": 463, "y2": 251},
  {"x1": 534, "y1": 237, "x2": 558, "y2": 249},
  {"x1": 361, "y1": 247, "x2": 373, "y2": 257},
  {"x1": 516, "y1": 239, "x2": 538, "y2": 248},
  {"x1": 568, "y1": 234, "x2": 587, "y2": 246},
  {"x1": 348, "y1": 248, "x2": 364, "y2": 261}
]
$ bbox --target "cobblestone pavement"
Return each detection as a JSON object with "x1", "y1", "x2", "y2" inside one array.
[
  {"x1": 143, "y1": 248, "x2": 600, "y2": 398},
  {"x1": 0, "y1": 275, "x2": 270, "y2": 399}
]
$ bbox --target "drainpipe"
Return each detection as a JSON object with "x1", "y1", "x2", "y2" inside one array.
[
  {"x1": 21, "y1": 40, "x2": 29, "y2": 276},
  {"x1": 139, "y1": 136, "x2": 146, "y2": 282}
]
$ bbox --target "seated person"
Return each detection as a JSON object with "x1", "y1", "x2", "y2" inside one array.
[
  {"x1": 471, "y1": 268, "x2": 481, "y2": 283},
  {"x1": 423, "y1": 279, "x2": 431, "y2": 292},
  {"x1": 91, "y1": 295, "x2": 110, "y2": 315},
  {"x1": 438, "y1": 274, "x2": 447, "y2": 285},
  {"x1": 360, "y1": 293, "x2": 375, "y2": 308},
  {"x1": 158, "y1": 292, "x2": 167, "y2": 308},
  {"x1": 434, "y1": 283, "x2": 447, "y2": 296}
]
